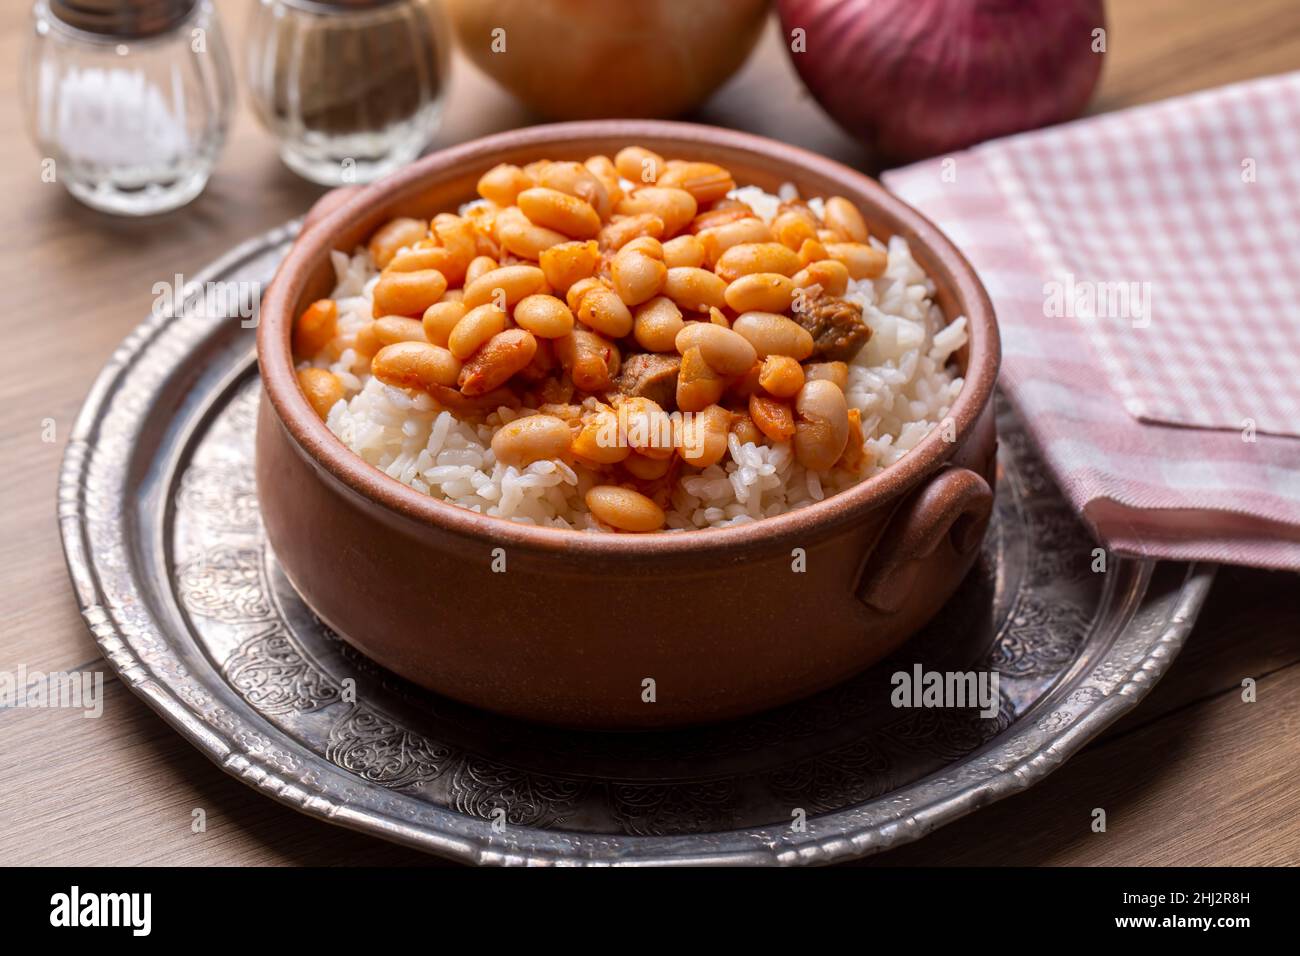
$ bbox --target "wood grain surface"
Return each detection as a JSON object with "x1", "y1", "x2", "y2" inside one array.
[{"x1": 1, "y1": 0, "x2": 1297, "y2": 866}]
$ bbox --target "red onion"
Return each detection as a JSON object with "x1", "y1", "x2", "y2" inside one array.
[{"x1": 777, "y1": 0, "x2": 1107, "y2": 161}]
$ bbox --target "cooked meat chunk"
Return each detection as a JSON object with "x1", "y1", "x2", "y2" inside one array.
[
  {"x1": 795, "y1": 292, "x2": 871, "y2": 361},
  {"x1": 614, "y1": 352, "x2": 682, "y2": 408}
]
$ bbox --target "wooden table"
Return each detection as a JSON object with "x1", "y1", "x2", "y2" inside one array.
[{"x1": 1, "y1": 0, "x2": 1297, "y2": 866}]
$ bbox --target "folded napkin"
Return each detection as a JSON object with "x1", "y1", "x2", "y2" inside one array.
[{"x1": 883, "y1": 72, "x2": 1300, "y2": 571}]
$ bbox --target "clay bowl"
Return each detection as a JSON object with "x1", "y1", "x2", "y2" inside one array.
[{"x1": 256, "y1": 120, "x2": 1000, "y2": 730}]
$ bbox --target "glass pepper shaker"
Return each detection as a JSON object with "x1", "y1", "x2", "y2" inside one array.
[
  {"x1": 22, "y1": 0, "x2": 235, "y2": 216},
  {"x1": 244, "y1": 0, "x2": 451, "y2": 187}
]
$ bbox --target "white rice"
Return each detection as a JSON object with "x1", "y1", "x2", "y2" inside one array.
[{"x1": 303, "y1": 185, "x2": 967, "y2": 532}]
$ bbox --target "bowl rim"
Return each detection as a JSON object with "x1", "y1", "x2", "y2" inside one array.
[{"x1": 258, "y1": 119, "x2": 999, "y2": 557}]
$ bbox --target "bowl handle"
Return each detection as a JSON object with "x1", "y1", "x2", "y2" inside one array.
[
  {"x1": 301, "y1": 185, "x2": 363, "y2": 233},
  {"x1": 857, "y1": 466, "x2": 993, "y2": 614}
]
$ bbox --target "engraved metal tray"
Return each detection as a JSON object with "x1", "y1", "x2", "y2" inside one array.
[{"x1": 59, "y1": 221, "x2": 1214, "y2": 865}]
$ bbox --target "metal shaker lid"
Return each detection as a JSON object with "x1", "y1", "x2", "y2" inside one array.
[
  {"x1": 272, "y1": 0, "x2": 408, "y2": 12},
  {"x1": 48, "y1": 1, "x2": 199, "y2": 38}
]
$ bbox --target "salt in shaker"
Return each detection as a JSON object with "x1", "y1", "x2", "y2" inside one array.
[{"x1": 22, "y1": 0, "x2": 235, "y2": 216}]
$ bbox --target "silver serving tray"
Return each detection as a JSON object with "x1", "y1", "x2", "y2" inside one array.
[{"x1": 59, "y1": 221, "x2": 1214, "y2": 865}]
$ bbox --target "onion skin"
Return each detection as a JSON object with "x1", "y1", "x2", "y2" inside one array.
[
  {"x1": 777, "y1": 0, "x2": 1107, "y2": 161},
  {"x1": 446, "y1": 0, "x2": 769, "y2": 120}
]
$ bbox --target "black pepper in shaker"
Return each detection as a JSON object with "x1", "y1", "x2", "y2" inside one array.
[{"x1": 245, "y1": 0, "x2": 451, "y2": 186}]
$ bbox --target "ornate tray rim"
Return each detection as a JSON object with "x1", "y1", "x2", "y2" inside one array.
[{"x1": 58, "y1": 221, "x2": 1216, "y2": 866}]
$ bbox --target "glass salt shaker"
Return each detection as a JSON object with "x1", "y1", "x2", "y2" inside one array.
[
  {"x1": 22, "y1": 0, "x2": 235, "y2": 216},
  {"x1": 245, "y1": 0, "x2": 451, "y2": 187}
]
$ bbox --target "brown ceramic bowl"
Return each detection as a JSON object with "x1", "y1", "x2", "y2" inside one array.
[{"x1": 256, "y1": 121, "x2": 1000, "y2": 730}]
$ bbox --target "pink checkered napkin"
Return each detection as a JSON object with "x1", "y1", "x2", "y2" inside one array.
[{"x1": 883, "y1": 72, "x2": 1300, "y2": 570}]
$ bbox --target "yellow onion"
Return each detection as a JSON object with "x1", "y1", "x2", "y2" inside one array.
[
  {"x1": 777, "y1": 0, "x2": 1107, "y2": 161},
  {"x1": 446, "y1": 0, "x2": 769, "y2": 120}
]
